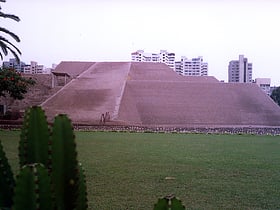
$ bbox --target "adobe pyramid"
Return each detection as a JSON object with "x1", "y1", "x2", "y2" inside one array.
[{"x1": 42, "y1": 61, "x2": 280, "y2": 127}]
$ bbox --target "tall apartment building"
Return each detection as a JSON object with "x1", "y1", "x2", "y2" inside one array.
[
  {"x1": 175, "y1": 56, "x2": 208, "y2": 76},
  {"x1": 23, "y1": 61, "x2": 45, "y2": 74},
  {"x1": 131, "y1": 50, "x2": 176, "y2": 70},
  {"x1": 228, "y1": 55, "x2": 252, "y2": 83},
  {"x1": 2, "y1": 58, "x2": 26, "y2": 72}
]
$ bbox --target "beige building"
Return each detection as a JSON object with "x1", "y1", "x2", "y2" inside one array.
[
  {"x1": 131, "y1": 50, "x2": 176, "y2": 70},
  {"x1": 176, "y1": 56, "x2": 208, "y2": 76},
  {"x1": 255, "y1": 78, "x2": 271, "y2": 95},
  {"x1": 24, "y1": 61, "x2": 45, "y2": 74}
]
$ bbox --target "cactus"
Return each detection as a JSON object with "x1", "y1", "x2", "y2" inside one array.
[
  {"x1": 0, "y1": 106, "x2": 88, "y2": 209},
  {"x1": 19, "y1": 106, "x2": 50, "y2": 167},
  {"x1": 154, "y1": 195, "x2": 185, "y2": 210},
  {"x1": 12, "y1": 163, "x2": 54, "y2": 210},
  {"x1": 77, "y1": 163, "x2": 88, "y2": 210},
  {"x1": 1, "y1": 106, "x2": 188, "y2": 209},
  {"x1": 0, "y1": 140, "x2": 15, "y2": 209},
  {"x1": 50, "y1": 114, "x2": 80, "y2": 210}
]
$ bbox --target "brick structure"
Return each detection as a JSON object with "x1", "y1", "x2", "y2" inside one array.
[{"x1": 41, "y1": 62, "x2": 280, "y2": 127}]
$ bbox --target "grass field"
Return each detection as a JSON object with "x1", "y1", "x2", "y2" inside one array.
[{"x1": 1, "y1": 131, "x2": 280, "y2": 209}]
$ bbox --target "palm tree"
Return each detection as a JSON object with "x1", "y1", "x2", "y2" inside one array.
[{"x1": 0, "y1": 0, "x2": 21, "y2": 63}]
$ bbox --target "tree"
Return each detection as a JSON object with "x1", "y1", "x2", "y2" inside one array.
[
  {"x1": 0, "y1": 0, "x2": 21, "y2": 62},
  {"x1": 271, "y1": 86, "x2": 280, "y2": 106},
  {"x1": 0, "y1": 68, "x2": 35, "y2": 100}
]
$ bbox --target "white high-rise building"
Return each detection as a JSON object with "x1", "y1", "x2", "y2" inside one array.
[
  {"x1": 131, "y1": 50, "x2": 176, "y2": 70},
  {"x1": 228, "y1": 55, "x2": 253, "y2": 83},
  {"x1": 24, "y1": 61, "x2": 45, "y2": 74},
  {"x1": 131, "y1": 50, "x2": 208, "y2": 76},
  {"x1": 175, "y1": 56, "x2": 208, "y2": 76}
]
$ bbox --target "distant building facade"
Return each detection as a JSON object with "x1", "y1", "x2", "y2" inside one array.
[
  {"x1": 228, "y1": 55, "x2": 252, "y2": 83},
  {"x1": 131, "y1": 50, "x2": 176, "y2": 70},
  {"x1": 2, "y1": 58, "x2": 26, "y2": 72},
  {"x1": 131, "y1": 50, "x2": 208, "y2": 76},
  {"x1": 23, "y1": 61, "x2": 45, "y2": 74},
  {"x1": 175, "y1": 56, "x2": 208, "y2": 76},
  {"x1": 255, "y1": 78, "x2": 271, "y2": 95},
  {"x1": 2, "y1": 59, "x2": 50, "y2": 74}
]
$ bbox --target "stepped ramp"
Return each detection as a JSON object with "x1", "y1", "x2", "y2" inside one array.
[
  {"x1": 118, "y1": 63, "x2": 280, "y2": 126},
  {"x1": 42, "y1": 62, "x2": 130, "y2": 123}
]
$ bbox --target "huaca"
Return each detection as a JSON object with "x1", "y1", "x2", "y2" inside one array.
[{"x1": 38, "y1": 61, "x2": 280, "y2": 127}]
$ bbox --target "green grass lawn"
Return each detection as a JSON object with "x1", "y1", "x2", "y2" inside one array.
[{"x1": 1, "y1": 131, "x2": 280, "y2": 209}]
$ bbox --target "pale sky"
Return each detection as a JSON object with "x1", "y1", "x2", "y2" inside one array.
[{"x1": 2, "y1": 0, "x2": 280, "y2": 85}]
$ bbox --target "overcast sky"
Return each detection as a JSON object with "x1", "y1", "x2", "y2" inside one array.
[{"x1": 2, "y1": 0, "x2": 280, "y2": 85}]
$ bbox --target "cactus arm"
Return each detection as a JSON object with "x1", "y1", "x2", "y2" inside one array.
[
  {"x1": 19, "y1": 106, "x2": 50, "y2": 167},
  {"x1": 154, "y1": 196, "x2": 185, "y2": 210},
  {"x1": 13, "y1": 164, "x2": 36, "y2": 210},
  {"x1": 153, "y1": 198, "x2": 169, "y2": 210},
  {"x1": 170, "y1": 197, "x2": 185, "y2": 210},
  {"x1": 0, "y1": 140, "x2": 15, "y2": 209},
  {"x1": 36, "y1": 164, "x2": 55, "y2": 210},
  {"x1": 19, "y1": 108, "x2": 30, "y2": 167},
  {"x1": 76, "y1": 163, "x2": 88, "y2": 210},
  {"x1": 12, "y1": 164, "x2": 54, "y2": 210},
  {"x1": 51, "y1": 114, "x2": 79, "y2": 210}
]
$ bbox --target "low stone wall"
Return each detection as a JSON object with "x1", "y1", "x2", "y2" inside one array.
[
  {"x1": 72, "y1": 125, "x2": 280, "y2": 136},
  {"x1": 1, "y1": 121, "x2": 279, "y2": 136}
]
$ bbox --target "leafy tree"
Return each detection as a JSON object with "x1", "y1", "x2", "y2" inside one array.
[
  {"x1": 0, "y1": 68, "x2": 35, "y2": 100},
  {"x1": 0, "y1": 0, "x2": 21, "y2": 62},
  {"x1": 271, "y1": 86, "x2": 280, "y2": 106}
]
